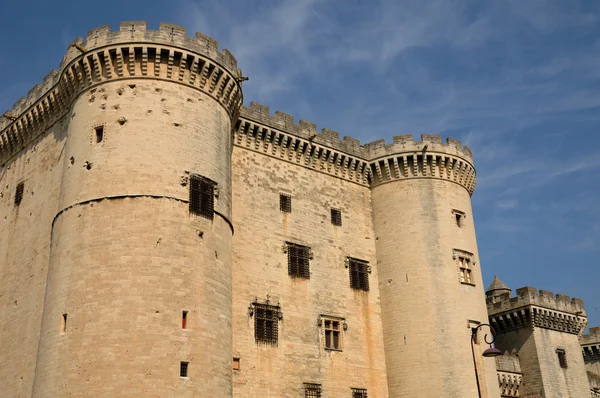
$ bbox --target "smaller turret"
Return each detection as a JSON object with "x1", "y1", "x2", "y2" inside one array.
[{"x1": 486, "y1": 275, "x2": 511, "y2": 304}]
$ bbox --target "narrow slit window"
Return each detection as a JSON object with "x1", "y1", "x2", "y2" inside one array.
[
  {"x1": 352, "y1": 388, "x2": 368, "y2": 398},
  {"x1": 60, "y1": 313, "x2": 68, "y2": 334},
  {"x1": 182, "y1": 311, "x2": 188, "y2": 329},
  {"x1": 280, "y1": 193, "x2": 292, "y2": 213},
  {"x1": 254, "y1": 303, "x2": 279, "y2": 345},
  {"x1": 331, "y1": 208, "x2": 342, "y2": 226},
  {"x1": 233, "y1": 357, "x2": 240, "y2": 371},
  {"x1": 94, "y1": 126, "x2": 104, "y2": 143},
  {"x1": 304, "y1": 383, "x2": 322, "y2": 397},
  {"x1": 14, "y1": 182, "x2": 24, "y2": 206},
  {"x1": 180, "y1": 361, "x2": 189, "y2": 377},
  {"x1": 189, "y1": 174, "x2": 215, "y2": 220},
  {"x1": 557, "y1": 349, "x2": 568, "y2": 368},
  {"x1": 348, "y1": 258, "x2": 370, "y2": 291},
  {"x1": 287, "y1": 243, "x2": 311, "y2": 279}
]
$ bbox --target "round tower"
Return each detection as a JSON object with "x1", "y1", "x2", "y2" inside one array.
[
  {"x1": 32, "y1": 22, "x2": 243, "y2": 396},
  {"x1": 368, "y1": 134, "x2": 499, "y2": 397}
]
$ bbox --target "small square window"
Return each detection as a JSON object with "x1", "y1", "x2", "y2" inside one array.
[
  {"x1": 352, "y1": 388, "x2": 368, "y2": 398},
  {"x1": 180, "y1": 361, "x2": 189, "y2": 377},
  {"x1": 189, "y1": 175, "x2": 215, "y2": 220},
  {"x1": 557, "y1": 349, "x2": 568, "y2": 368},
  {"x1": 287, "y1": 243, "x2": 311, "y2": 279},
  {"x1": 280, "y1": 193, "x2": 292, "y2": 213},
  {"x1": 304, "y1": 383, "x2": 322, "y2": 397},
  {"x1": 233, "y1": 357, "x2": 240, "y2": 371},
  {"x1": 254, "y1": 303, "x2": 279, "y2": 345},
  {"x1": 331, "y1": 208, "x2": 342, "y2": 226},
  {"x1": 348, "y1": 258, "x2": 370, "y2": 291},
  {"x1": 94, "y1": 126, "x2": 104, "y2": 143},
  {"x1": 14, "y1": 181, "x2": 24, "y2": 206}
]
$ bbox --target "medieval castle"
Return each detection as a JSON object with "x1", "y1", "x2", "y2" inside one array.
[{"x1": 0, "y1": 21, "x2": 598, "y2": 398}]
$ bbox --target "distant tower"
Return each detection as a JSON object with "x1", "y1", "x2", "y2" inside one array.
[
  {"x1": 487, "y1": 281, "x2": 589, "y2": 397},
  {"x1": 31, "y1": 22, "x2": 243, "y2": 396},
  {"x1": 368, "y1": 134, "x2": 500, "y2": 397}
]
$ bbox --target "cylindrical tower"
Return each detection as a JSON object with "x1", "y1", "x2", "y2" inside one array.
[
  {"x1": 32, "y1": 22, "x2": 242, "y2": 397},
  {"x1": 369, "y1": 134, "x2": 499, "y2": 397}
]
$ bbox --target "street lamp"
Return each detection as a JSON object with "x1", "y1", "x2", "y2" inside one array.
[{"x1": 471, "y1": 323, "x2": 502, "y2": 398}]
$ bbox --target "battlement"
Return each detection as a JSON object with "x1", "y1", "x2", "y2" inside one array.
[
  {"x1": 488, "y1": 286, "x2": 586, "y2": 316},
  {"x1": 363, "y1": 134, "x2": 473, "y2": 163},
  {"x1": 495, "y1": 352, "x2": 522, "y2": 374},
  {"x1": 582, "y1": 326, "x2": 600, "y2": 345}
]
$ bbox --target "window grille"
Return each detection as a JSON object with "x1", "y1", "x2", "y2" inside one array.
[
  {"x1": 180, "y1": 361, "x2": 189, "y2": 377},
  {"x1": 304, "y1": 383, "x2": 322, "y2": 397},
  {"x1": 348, "y1": 258, "x2": 370, "y2": 291},
  {"x1": 254, "y1": 303, "x2": 279, "y2": 345},
  {"x1": 189, "y1": 174, "x2": 214, "y2": 220},
  {"x1": 324, "y1": 319, "x2": 342, "y2": 350},
  {"x1": 14, "y1": 182, "x2": 24, "y2": 206},
  {"x1": 352, "y1": 388, "x2": 368, "y2": 398},
  {"x1": 331, "y1": 208, "x2": 342, "y2": 226},
  {"x1": 280, "y1": 193, "x2": 292, "y2": 213},
  {"x1": 557, "y1": 349, "x2": 568, "y2": 368},
  {"x1": 287, "y1": 243, "x2": 311, "y2": 279}
]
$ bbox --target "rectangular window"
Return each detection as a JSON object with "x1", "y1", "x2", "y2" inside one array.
[
  {"x1": 453, "y1": 209, "x2": 465, "y2": 228},
  {"x1": 94, "y1": 126, "x2": 104, "y2": 143},
  {"x1": 182, "y1": 311, "x2": 188, "y2": 329},
  {"x1": 331, "y1": 208, "x2": 342, "y2": 226},
  {"x1": 189, "y1": 174, "x2": 214, "y2": 220},
  {"x1": 280, "y1": 193, "x2": 292, "y2": 213},
  {"x1": 324, "y1": 319, "x2": 342, "y2": 350},
  {"x1": 254, "y1": 303, "x2": 279, "y2": 345},
  {"x1": 60, "y1": 313, "x2": 68, "y2": 334},
  {"x1": 233, "y1": 357, "x2": 240, "y2": 371},
  {"x1": 352, "y1": 388, "x2": 368, "y2": 398},
  {"x1": 304, "y1": 383, "x2": 322, "y2": 397},
  {"x1": 459, "y1": 256, "x2": 473, "y2": 284},
  {"x1": 14, "y1": 181, "x2": 24, "y2": 206},
  {"x1": 348, "y1": 258, "x2": 370, "y2": 291},
  {"x1": 180, "y1": 361, "x2": 189, "y2": 377},
  {"x1": 287, "y1": 243, "x2": 310, "y2": 279},
  {"x1": 557, "y1": 349, "x2": 568, "y2": 368}
]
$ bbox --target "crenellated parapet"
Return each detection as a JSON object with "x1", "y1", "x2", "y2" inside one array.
[
  {"x1": 496, "y1": 353, "x2": 522, "y2": 398},
  {"x1": 582, "y1": 327, "x2": 600, "y2": 363},
  {"x1": 237, "y1": 103, "x2": 476, "y2": 193},
  {"x1": 487, "y1": 287, "x2": 587, "y2": 335},
  {"x1": 0, "y1": 21, "x2": 243, "y2": 166}
]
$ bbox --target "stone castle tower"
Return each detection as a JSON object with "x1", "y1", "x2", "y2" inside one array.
[{"x1": 0, "y1": 22, "x2": 499, "y2": 397}]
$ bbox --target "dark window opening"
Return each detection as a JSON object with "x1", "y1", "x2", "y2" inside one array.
[
  {"x1": 287, "y1": 243, "x2": 310, "y2": 279},
  {"x1": 455, "y1": 213, "x2": 463, "y2": 227},
  {"x1": 189, "y1": 174, "x2": 215, "y2": 220},
  {"x1": 180, "y1": 361, "x2": 189, "y2": 377},
  {"x1": 94, "y1": 126, "x2": 104, "y2": 143},
  {"x1": 352, "y1": 388, "x2": 368, "y2": 398},
  {"x1": 304, "y1": 383, "x2": 322, "y2": 397},
  {"x1": 254, "y1": 303, "x2": 279, "y2": 345},
  {"x1": 14, "y1": 182, "x2": 24, "y2": 206},
  {"x1": 60, "y1": 313, "x2": 68, "y2": 334},
  {"x1": 324, "y1": 320, "x2": 341, "y2": 350},
  {"x1": 471, "y1": 327, "x2": 479, "y2": 344},
  {"x1": 233, "y1": 357, "x2": 240, "y2": 371},
  {"x1": 557, "y1": 349, "x2": 568, "y2": 368},
  {"x1": 182, "y1": 311, "x2": 188, "y2": 329},
  {"x1": 331, "y1": 208, "x2": 342, "y2": 226},
  {"x1": 349, "y1": 258, "x2": 370, "y2": 291},
  {"x1": 280, "y1": 193, "x2": 292, "y2": 213}
]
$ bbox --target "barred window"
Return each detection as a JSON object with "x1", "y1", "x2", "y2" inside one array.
[
  {"x1": 180, "y1": 361, "x2": 189, "y2": 377},
  {"x1": 324, "y1": 319, "x2": 342, "y2": 350},
  {"x1": 557, "y1": 349, "x2": 568, "y2": 368},
  {"x1": 331, "y1": 208, "x2": 342, "y2": 226},
  {"x1": 189, "y1": 174, "x2": 214, "y2": 220},
  {"x1": 287, "y1": 243, "x2": 311, "y2": 279},
  {"x1": 304, "y1": 383, "x2": 322, "y2": 397},
  {"x1": 280, "y1": 193, "x2": 292, "y2": 213},
  {"x1": 14, "y1": 181, "x2": 24, "y2": 206},
  {"x1": 348, "y1": 258, "x2": 369, "y2": 291},
  {"x1": 254, "y1": 303, "x2": 279, "y2": 345},
  {"x1": 352, "y1": 388, "x2": 368, "y2": 398}
]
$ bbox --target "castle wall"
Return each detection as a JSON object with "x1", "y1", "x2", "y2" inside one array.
[
  {"x1": 230, "y1": 139, "x2": 388, "y2": 396},
  {"x1": 0, "y1": 118, "x2": 68, "y2": 397},
  {"x1": 371, "y1": 174, "x2": 498, "y2": 397}
]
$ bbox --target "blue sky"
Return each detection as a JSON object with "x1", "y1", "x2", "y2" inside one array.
[{"x1": 1, "y1": 1, "x2": 599, "y2": 326}]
